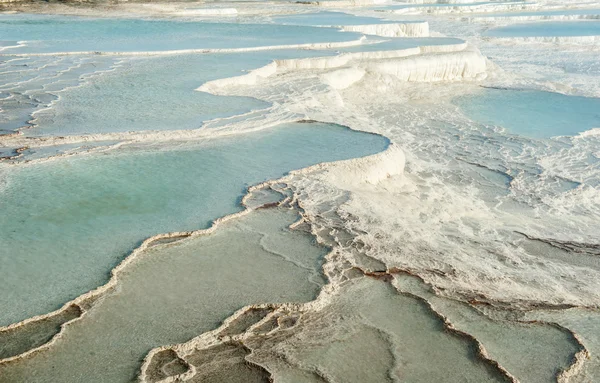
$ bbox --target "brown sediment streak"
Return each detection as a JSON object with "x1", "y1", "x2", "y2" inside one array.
[
  {"x1": 0, "y1": 146, "x2": 28, "y2": 161},
  {"x1": 0, "y1": 185, "x2": 291, "y2": 366},
  {"x1": 515, "y1": 231, "x2": 600, "y2": 256},
  {"x1": 455, "y1": 157, "x2": 514, "y2": 181},
  {"x1": 463, "y1": 292, "x2": 595, "y2": 312},
  {"x1": 400, "y1": 270, "x2": 597, "y2": 311},
  {"x1": 360, "y1": 269, "x2": 395, "y2": 283},
  {"x1": 0, "y1": 131, "x2": 22, "y2": 140}
]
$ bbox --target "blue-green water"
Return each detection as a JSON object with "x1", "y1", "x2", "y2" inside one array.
[
  {"x1": 485, "y1": 21, "x2": 600, "y2": 37},
  {"x1": 0, "y1": 14, "x2": 361, "y2": 54},
  {"x1": 455, "y1": 88, "x2": 600, "y2": 138},
  {"x1": 0, "y1": 122, "x2": 388, "y2": 326}
]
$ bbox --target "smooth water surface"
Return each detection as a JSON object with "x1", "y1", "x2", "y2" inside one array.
[
  {"x1": 0, "y1": 14, "x2": 362, "y2": 54},
  {"x1": 0, "y1": 122, "x2": 388, "y2": 326},
  {"x1": 485, "y1": 21, "x2": 600, "y2": 37},
  {"x1": 455, "y1": 88, "x2": 600, "y2": 138}
]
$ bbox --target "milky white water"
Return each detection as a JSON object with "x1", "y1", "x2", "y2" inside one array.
[{"x1": 1, "y1": 1, "x2": 599, "y2": 382}]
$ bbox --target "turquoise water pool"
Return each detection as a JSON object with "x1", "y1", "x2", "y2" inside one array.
[
  {"x1": 455, "y1": 88, "x2": 600, "y2": 138},
  {"x1": 0, "y1": 14, "x2": 361, "y2": 54},
  {"x1": 485, "y1": 21, "x2": 600, "y2": 37}
]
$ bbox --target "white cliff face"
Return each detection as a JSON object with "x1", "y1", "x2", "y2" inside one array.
[
  {"x1": 198, "y1": 42, "x2": 481, "y2": 94},
  {"x1": 316, "y1": 143, "x2": 406, "y2": 186},
  {"x1": 341, "y1": 21, "x2": 430, "y2": 37},
  {"x1": 365, "y1": 48, "x2": 487, "y2": 81},
  {"x1": 197, "y1": 62, "x2": 278, "y2": 92}
]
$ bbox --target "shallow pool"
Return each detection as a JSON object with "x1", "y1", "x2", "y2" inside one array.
[
  {"x1": 485, "y1": 21, "x2": 600, "y2": 37},
  {"x1": 454, "y1": 88, "x2": 600, "y2": 138}
]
